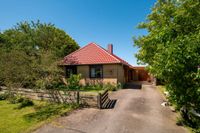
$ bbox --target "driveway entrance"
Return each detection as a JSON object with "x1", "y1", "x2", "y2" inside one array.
[{"x1": 34, "y1": 83, "x2": 188, "y2": 133}]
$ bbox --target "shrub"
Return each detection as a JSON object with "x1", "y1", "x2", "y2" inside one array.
[
  {"x1": 103, "y1": 83, "x2": 117, "y2": 91},
  {"x1": 188, "y1": 109, "x2": 200, "y2": 132},
  {"x1": 8, "y1": 96, "x2": 17, "y2": 104},
  {"x1": 5, "y1": 94, "x2": 34, "y2": 109},
  {"x1": 8, "y1": 94, "x2": 25, "y2": 104},
  {"x1": 0, "y1": 92, "x2": 10, "y2": 100},
  {"x1": 117, "y1": 82, "x2": 123, "y2": 89},
  {"x1": 16, "y1": 97, "x2": 25, "y2": 103},
  {"x1": 17, "y1": 98, "x2": 34, "y2": 109},
  {"x1": 67, "y1": 74, "x2": 81, "y2": 91},
  {"x1": 103, "y1": 82, "x2": 122, "y2": 91},
  {"x1": 7, "y1": 93, "x2": 18, "y2": 104},
  {"x1": 81, "y1": 82, "x2": 122, "y2": 92}
]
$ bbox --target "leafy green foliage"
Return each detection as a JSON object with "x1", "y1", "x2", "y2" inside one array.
[
  {"x1": 0, "y1": 49, "x2": 35, "y2": 88},
  {"x1": 103, "y1": 82, "x2": 122, "y2": 91},
  {"x1": 0, "y1": 92, "x2": 10, "y2": 100},
  {"x1": 81, "y1": 82, "x2": 122, "y2": 92},
  {"x1": 1, "y1": 21, "x2": 79, "y2": 57},
  {"x1": 67, "y1": 74, "x2": 82, "y2": 91},
  {"x1": 0, "y1": 21, "x2": 79, "y2": 89},
  {"x1": 17, "y1": 98, "x2": 34, "y2": 109},
  {"x1": 8, "y1": 95, "x2": 23, "y2": 104},
  {"x1": 134, "y1": 0, "x2": 200, "y2": 129},
  {"x1": 6, "y1": 94, "x2": 34, "y2": 109}
]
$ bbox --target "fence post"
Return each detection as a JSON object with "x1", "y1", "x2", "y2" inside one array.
[{"x1": 77, "y1": 91, "x2": 80, "y2": 105}]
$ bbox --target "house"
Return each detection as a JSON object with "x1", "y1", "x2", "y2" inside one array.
[{"x1": 60, "y1": 43, "x2": 150, "y2": 85}]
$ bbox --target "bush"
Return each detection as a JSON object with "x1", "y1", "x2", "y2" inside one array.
[
  {"x1": 103, "y1": 83, "x2": 117, "y2": 91},
  {"x1": 5, "y1": 94, "x2": 34, "y2": 109},
  {"x1": 81, "y1": 82, "x2": 122, "y2": 92},
  {"x1": 8, "y1": 94, "x2": 24, "y2": 104},
  {"x1": 188, "y1": 109, "x2": 200, "y2": 132},
  {"x1": 0, "y1": 91, "x2": 25, "y2": 102},
  {"x1": 17, "y1": 98, "x2": 34, "y2": 109},
  {"x1": 117, "y1": 82, "x2": 123, "y2": 89},
  {"x1": 0, "y1": 92, "x2": 10, "y2": 100},
  {"x1": 103, "y1": 82, "x2": 122, "y2": 91},
  {"x1": 67, "y1": 74, "x2": 81, "y2": 90},
  {"x1": 6, "y1": 92, "x2": 17, "y2": 103}
]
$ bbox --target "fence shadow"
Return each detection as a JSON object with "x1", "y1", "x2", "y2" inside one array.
[{"x1": 102, "y1": 99, "x2": 117, "y2": 109}]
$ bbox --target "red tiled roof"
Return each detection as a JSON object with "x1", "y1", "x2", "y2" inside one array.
[{"x1": 61, "y1": 43, "x2": 132, "y2": 67}]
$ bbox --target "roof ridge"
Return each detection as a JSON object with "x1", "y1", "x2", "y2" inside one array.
[
  {"x1": 93, "y1": 43, "x2": 121, "y2": 63},
  {"x1": 63, "y1": 43, "x2": 94, "y2": 60},
  {"x1": 94, "y1": 43, "x2": 132, "y2": 67}
]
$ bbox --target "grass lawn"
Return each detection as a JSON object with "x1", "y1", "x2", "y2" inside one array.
[
  {"x1": 80, "y1": 89, "x2": 104, "y2": 96},
  {"x1": 79, "y1": 86, "x2": 105, "y2": 96},
  {"x1": 0, "y1": 100, "x2": 77, "y2": 133},
  {"x1": 80, "y1": 87, "x2": 103, "y2": 93}
]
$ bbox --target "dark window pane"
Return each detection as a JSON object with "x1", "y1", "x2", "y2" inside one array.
[
  {"x1": 65, "y1": 66, "x2": 77, "y2": 78},
  {"x1": 90, "y1": 65, "x2": 103, "y2": 78}
]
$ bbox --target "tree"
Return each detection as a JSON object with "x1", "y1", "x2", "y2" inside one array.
[
  {"x1": 134, "y1": 0, "x2": 200, "y2": 111},
  {"x1": 1, "y1": 21, "x2": 79, "y2": 58},
  {"x1": 0, "y1": 49, "x2": 34, "y2": 88},
  {"x1": 0, "y1": 21, "x2": 79, "y2": 88}
]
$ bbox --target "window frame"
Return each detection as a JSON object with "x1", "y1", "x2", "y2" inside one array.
[{"x1": 89, "y1": 65, "x2": 103, "y2": 78}]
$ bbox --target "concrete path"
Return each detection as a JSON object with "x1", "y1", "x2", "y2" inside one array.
[{"x1": 34, "y1": 84, "x2": 188, "y2": 133}]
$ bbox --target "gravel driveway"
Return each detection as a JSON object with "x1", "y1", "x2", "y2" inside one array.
[{"x1": 34, "y1": 83, "x2": 188, "y2": 133}]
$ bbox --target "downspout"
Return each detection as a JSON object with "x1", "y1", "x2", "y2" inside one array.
[
  {"x1": 117, "y1": 64, "x2": 119, "y2": 83},
  {"x1": 122, "y1": 64, "x2": 125, "y2": 83}
]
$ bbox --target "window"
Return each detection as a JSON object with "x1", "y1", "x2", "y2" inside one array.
[
  {"x1": 90, "y1": 65, "x2": 103, "y2": 78},
  {"x1": 65, "y1": 66, "x2": 77, "y2": 78}
]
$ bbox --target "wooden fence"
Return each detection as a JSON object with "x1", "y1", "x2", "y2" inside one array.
[
  {"x1": 0, "y1": 87, "x2": 117, "y2": 109},
  {"x1": 0, "y1": 87, "x2": 97, "y2": 106}
]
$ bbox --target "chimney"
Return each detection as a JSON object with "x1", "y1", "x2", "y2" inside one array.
[{"x1": 107, "y1": 44, "x2": 113, "y2": 54}]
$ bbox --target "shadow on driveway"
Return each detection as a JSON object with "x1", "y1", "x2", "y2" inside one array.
[
  {"x1": 124, "y1": 81, "x2": 153, "y2": 89},
  {"x1": 102, "y1": 99, "x2": 117, "y2": 109},
  {"x1": 124, "y1": 83, "x2": 142, "y2": 89}
]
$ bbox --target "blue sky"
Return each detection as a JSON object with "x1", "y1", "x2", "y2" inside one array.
[{"x1": 0, "y1": 0, "x2": 156, "y2": 65}]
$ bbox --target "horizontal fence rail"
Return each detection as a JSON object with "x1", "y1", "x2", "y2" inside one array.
[{"x1": 0, "y1": 86, "x2": 96, "y2": 106}]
